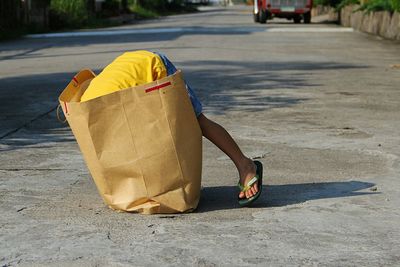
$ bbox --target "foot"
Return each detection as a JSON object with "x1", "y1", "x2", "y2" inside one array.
[{"x1": 238, "y1": 158, "x2": 258, "y2": 199}]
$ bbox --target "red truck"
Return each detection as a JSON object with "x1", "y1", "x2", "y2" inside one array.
[{"x1": 253, "y1": 0, "x2": 313, "y2": 24}]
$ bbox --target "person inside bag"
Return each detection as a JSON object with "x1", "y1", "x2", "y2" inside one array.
[{"x1": 81, "y1": 50, "x2": 264, "y2": 207}]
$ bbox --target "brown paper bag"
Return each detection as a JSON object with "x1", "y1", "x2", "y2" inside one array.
[{"x1": 59, "y1": 69, "x2": 202, "y2": 214}]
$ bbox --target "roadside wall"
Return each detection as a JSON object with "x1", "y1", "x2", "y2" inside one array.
[
  {"x1": 340, "y1": 5, "x2": 400, "y2": 40},
  {"x1": 312, "y1": 5, "x2": 400, "y2": 40},
  {"x1": 311, "y1": 5, "x2": 338, "y2": 21}
]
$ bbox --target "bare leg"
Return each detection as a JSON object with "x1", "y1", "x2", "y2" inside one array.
[{"x1": 197, "y1": 114, "x2": 258, "y2": 199}]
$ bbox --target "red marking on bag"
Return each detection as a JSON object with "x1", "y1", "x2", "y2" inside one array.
[
  {"x1": 145, "y1": 82, "x2": 171, "y2": 93},
  {"x1": 64, "y1": 102, "x2": 68, "y2": 115},
  {"x1": 72, "y1": 77, "x2": 78, "y2": 86}
]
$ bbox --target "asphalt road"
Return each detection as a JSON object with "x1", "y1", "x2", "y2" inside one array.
[{"x1": 1, "y1": 4, "x2": 400, "y2": 266}]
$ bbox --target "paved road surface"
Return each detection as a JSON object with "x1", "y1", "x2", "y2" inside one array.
[{"x1": 1, "y1": 5, "x2": 400, "y2": 266}]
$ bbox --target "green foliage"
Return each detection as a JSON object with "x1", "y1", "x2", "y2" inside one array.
[
  {"x1": 313, "y1": 0, "x2": 332, "y2": 6},
  {"x1": 389, "y1": 0, "x2": 400, "y2": 11},
  {"x1": 129, "y1": 3, "x2": 160, "y2": 18},
  {"x1": 128, "y1": 0, "x2": 188, "y2": 16},
  {"x1": 138, "y1": 0, "x2": 166, "y2": 11},
  {"x1": 335, "y1": 0, "x2": 359, "y2": 10},
  {"x1": 0, "y1": 0, "x2": 196, "y2": 39},
  {"x1": 315, "y1": 0, "x2": 399, "y2": 11},
  {"x1": 359, "y1": 0, "x2": 394, "y2": 12},
  {"x1": 313, "y1": 0, "x2": 348, "y2": 7},
  {"x1": 127, "y1": 0, "x2": 195, "y2": 18},
  {"x1": 49, "y1": 0, "x2": 88, "y2": 29}
]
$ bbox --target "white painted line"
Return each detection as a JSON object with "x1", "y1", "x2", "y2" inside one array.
[
  {"x1": 25, "y1": 27, "x2": 265, "y2": 38},
  {"x1": 26, "y1": 28, "x2": 184, "y2": 38},
  {"x1": 25, "y1": 26, "x2": 353, "y2": 38}
]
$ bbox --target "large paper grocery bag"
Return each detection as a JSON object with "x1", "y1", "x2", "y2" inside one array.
[{"x1": 59, "y1": 69, "x2": 202, "y2": 214}]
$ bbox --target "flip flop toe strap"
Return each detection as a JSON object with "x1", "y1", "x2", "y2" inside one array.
[{"x1": 238, "y1": 175, "x2": 259, "y2": 193}]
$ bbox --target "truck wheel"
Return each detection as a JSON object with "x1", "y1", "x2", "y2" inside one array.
[
  {"x1": 294, "y1": 16, "x2": 301, "y2": 23},
  {"x1": 304, "y1": 12, "x2": 311, "y2": 24},
  {"x1": 254, "y1": 12, "x2": 260, "y2": 23},
  {"x1": 259, "y1": 9, "x2": 267, "y2": 24}
]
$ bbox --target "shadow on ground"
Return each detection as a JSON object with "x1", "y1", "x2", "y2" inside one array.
[
  {"x1": 0, "y1": 113, "x2": 74, "y2": 152},
  {"x1": 181, "y1": 60, "x2": 368, "y2": 114},
  {"x1": 0, "y1": 71, "x2": 100, "y2": 150},
  {"x1": 0, "y1": 26, "x2": 258, "y2": 60},
  {"x1": 197, "y1": 181, "x2": 378, "y2": 212},
  {"x1": 0, "y1": 59, "x2": 368, "y2": 149}
]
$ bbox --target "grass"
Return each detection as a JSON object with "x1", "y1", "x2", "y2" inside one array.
[
  {"x1": 129, "y1": 4, "x2": 160, "y2": 18},
  {"x1": 314, "y1": 0, "x2": 400, "y2": 11}
]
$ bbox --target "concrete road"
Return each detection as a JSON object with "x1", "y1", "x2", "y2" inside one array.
[{"x1": 1, "y1": 4, "x2": 400, "y2": 266}]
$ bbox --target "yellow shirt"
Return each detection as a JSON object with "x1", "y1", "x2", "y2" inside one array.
[{"x1": 81, "y1": 50, "x2": 167, "y2": 102}]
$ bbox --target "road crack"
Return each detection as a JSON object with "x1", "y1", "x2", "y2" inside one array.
[{"x1": 0, "y1": 105, "x2": 58, "y2": 140}]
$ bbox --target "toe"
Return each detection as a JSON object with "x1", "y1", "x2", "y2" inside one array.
[
  {"x1": 239, "y1": 191, "x2": 245, "y2": 199},
  {"x1": 246, "y1": 189, "x2": 253, "y2": 198},
  {"x1": 250, "y1": 186, "x2": 257, "y2": 195}
]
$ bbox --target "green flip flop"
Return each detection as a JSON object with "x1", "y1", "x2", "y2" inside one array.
[{"x1": 238, "y1": 160, "x2": 263, "y2": 207}]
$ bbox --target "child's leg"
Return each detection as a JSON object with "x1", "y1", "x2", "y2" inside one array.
[
  {"x1": 154, "y1": 52, "x2": 258, "y2": 199},
  {"x1": 197, "y1": 114, "x2": 259, "y2": 199}
]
